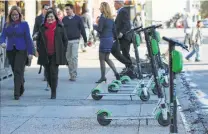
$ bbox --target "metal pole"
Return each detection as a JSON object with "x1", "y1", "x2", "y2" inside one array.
[
  {"x1": 50, "y1": 0, "x2": 52, "y2": 7},
  {"x1": 169, "y1": 43, "x2": 178, "y2": 133},
  {"x1": 5, "y1": 0, "x2": 8, "y2": 18}
]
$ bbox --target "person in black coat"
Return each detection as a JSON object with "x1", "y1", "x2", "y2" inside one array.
[
  {"x1": 36, "y1": 10, "x2": 68, "y2": 99},
  {"x1": 113, "y1": 0, "x2": 134, "y2": 72},
  {"x1": 33, "y1": 4, "x2": 49, "y2": 81}
]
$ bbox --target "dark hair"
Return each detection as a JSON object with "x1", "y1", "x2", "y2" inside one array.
[
  {"x1": 81, "y1": 3, "x2": 89, "y2": 15},
  {"x1": 48, "y1": 7, "x2": 57, "y2": 14},
  {"x1": 42, "y1": 4, "x2": 49, "y2": 9},
  {"x1": 197, "y1": 20, "x2": 202, "y2": 27},
  {"x1": 65, "y1": 4, "x2": 74, "y2": 9},
  {"x1": 44, "y1": 10, "x2": 59, "y2": 23}
]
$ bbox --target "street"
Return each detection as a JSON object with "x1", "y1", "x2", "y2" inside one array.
[{"x1": 0, "y1": 28, "x2": 208, "y2": 134}]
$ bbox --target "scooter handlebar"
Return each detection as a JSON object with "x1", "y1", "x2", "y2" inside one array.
[
  {"x1": 137, "y1": 24, "x2": 162, "y2": 33},
  {"x1": 125, "y1": 26, "x2": 143, "y2": 34},
  {"x1": 162, "y1": 36, "x2": 189, "y2": 51}
]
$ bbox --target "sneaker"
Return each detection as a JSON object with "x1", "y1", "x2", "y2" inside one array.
[
  {"x1": 185, "y1": 57, "x2": 191, "y2": 62},
  {"x1": 195, "y1": 59, "x2": 200, "y2": 62}
]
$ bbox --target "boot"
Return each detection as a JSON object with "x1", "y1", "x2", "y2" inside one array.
[
  {"x1": 51, "y1": 89, "x2": 56, "y2": 99},
  {"x1": 20, "y1": 84, "x2": 25, "y2": 97}
]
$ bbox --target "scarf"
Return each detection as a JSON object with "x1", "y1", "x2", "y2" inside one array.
[{"x1": 44, "y1": 21, "x2": 57, "y2": 55}]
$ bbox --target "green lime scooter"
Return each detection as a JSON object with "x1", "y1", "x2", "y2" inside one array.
[
  {"x1": 96, "y1": 25, "x2": 170, "y2": 127},
  {"x1": 162, "y1": 36, "x2": 188, "y2": 134},
  {"x1": 91, "y1": 26, "x2": 154, "y2": 102}
]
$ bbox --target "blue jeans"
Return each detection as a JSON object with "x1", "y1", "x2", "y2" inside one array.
[{"x1": 186, "y1": 44, "x2": 200, "y2": 60}]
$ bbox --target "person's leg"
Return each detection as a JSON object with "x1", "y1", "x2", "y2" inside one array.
[
  {"x1": 120, "y1": 39, "x2": 132, "y2": 66},
  {"x1": 79, "y1": 36, "x2": 85, "y2": 52},
  {"x1": 13, "y1": 50, "x2": 27, "y2": 100},
  {"x1": 96, "y1": 52, "x2": 106, "y2": 83},
  {"x1": 184, "y1": 33, "x2": 188, "y2": 44},
  {"x1": 186, "y1": 47, "x2": 196, "y2": 60},
  {"x1": 111, "y1": 40, "x2": 132, "y2": 67},
  {"x1": 80, "y1": 28, "x2": 89, "y2": 52},
  {"x1": 66, "y1": 41, "x2": 73, "y2": 79},
  {"x1": 70, "y1": 40, "x2": 79, "y2": 81},
  {"x1": 195, "y1": 45, "x2": 200, "y2": 61},
  {"x1": 49, "y1": 55, "x2": 59, "y2": 99},
  {"x1": 20, "y1": 66, "x2": 26, "y2": 96},
  {"x1": 105, "y1": 52, "x2": 120, "y2": 80},
  {"x1": 44, "y1": 64, "x2": 51, "y2": 87},
  {"x1": 6, "y1": 50, "x2": 15, "y2": 73},
  {"x1": 43, "y1": 67, "x2": 47, "y2": 81}
]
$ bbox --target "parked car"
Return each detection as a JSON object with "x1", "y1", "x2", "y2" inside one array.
[{"x1": 202, "y1": 19, "x2": 208, "y2": 28}]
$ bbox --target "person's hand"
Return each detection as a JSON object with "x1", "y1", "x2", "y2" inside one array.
[
  {"x1": 0, "y1": 43, "x2": 6, "y2": 48},
  {"x1": 28, "y1": 54, "x2": 33, "y2": 60},
  {"x1": 35, "y1": 51, "x2": 39, "y2": 57},
  {"x1": 118, "y1": 33, "x2": 123, "y2": 39},
  {"x1": 96, "y1": 17, "x2": 100, "y2": 24}
]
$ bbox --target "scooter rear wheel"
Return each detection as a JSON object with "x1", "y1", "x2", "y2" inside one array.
[
  {"x1": 97, "y1": 112, "x2": 112, "y2": 126},
  {"x1": 91, "y1": 90, "x2": 103, "y2": 100},
  {"x1": 108, "y1": 84, "x2": 119, "y2": 93}
]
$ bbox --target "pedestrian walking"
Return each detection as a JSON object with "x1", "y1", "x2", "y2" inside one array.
[
  {"x1": 94, "y1": 2, "x2": 120, "y2": 83},
  {"x1": 0, "y1": 6, "x2": 34, "y2": 100},
  {"x1": 79, "y1": 3, "x2": 92, "y2": 52},
  {"x1": 183, "y1": 13, "x2": 192, "y2": 49},
  {"x1": 33, "y1": 4, "x2": 49, "y2": 81},
  {"x1": 36, "y1": 10, "x2": 68, "y2": 99},
  {"x1": 113, "y1": 0, "x2": 135, "y2": 77},
  {"x1": 62, "y1": 4, "x2": 87, "y2": 81},
  {"x1": 186, "y1": 20, "x2": 203, "y2": 62}
]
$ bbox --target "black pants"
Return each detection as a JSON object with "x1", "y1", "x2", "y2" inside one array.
[
  {"x1": 7, "y1": 48, "x2": 27, "y2": 97},
  {"x1": 99, "y1": 52, "x2": 117, "y2": 79},
  {"x1": 111, "y1": 39, "x2": 132, "y2": 67},
  {"x1": 44, "y1": 54, "x2": 59, "y2": 96}
]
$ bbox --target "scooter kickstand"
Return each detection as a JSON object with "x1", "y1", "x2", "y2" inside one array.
[
  {"x1": 130, "y1": 95, "x2": 133, "y2": 101},
  {"x1": 146, "y1": 119, "x2": 148, "y2": 125}
]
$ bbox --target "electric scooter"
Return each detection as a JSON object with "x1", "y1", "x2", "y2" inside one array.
[
  {"x1": 95, "y1": 25, "x2": 170, "y2": 127},
  {"x1": 162, "y1": 36, "x2": 188, "y2": 134},
  {"x1": 91, "y1": 26, "x2": 153, "y2": 102}
]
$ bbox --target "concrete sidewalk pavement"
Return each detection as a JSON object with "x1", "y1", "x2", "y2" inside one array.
[{"x1": 0, "y1": 46, "x2": 187, "y2": 134}]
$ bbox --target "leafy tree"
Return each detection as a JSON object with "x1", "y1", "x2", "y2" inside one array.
[
  {"x1": 55, "y1": 0, "x2": 75, "y2": 10},
  {"x1": 201, "y1": 1, "x2": 208, "y2": 19}
]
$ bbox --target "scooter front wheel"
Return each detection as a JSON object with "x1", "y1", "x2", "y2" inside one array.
[
  {"x1": 97, "y1": 111, "x2": 112, "y2": 126},
  {"x1": 140, "y1": 91, "x2": 150, "y2": 101},
  {"x1": 157, "y1": 112, "x2": 170, "y2": 126}
]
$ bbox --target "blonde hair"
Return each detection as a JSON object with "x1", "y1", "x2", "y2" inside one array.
[
  {"x1": 100, "y1": 2, "x2": 113, "y2": 19},
  {"x1": 6, "y1": 6, "x2": 23, "y2": 26}
]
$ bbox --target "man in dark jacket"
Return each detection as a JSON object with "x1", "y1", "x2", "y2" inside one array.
[
  {"x1": 33, "y1": 4, "x2": 49, "y2": 81},
  {"x1": 113, "y1": 0, "x2": 134, "y2": 75},
  {"x1": 63, "y1": 4, "x2": 87, "y2": 81}
]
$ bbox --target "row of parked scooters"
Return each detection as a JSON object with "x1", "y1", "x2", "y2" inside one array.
[{"x1": 91, "y1": 24, "x2": 188, "y2": 133}]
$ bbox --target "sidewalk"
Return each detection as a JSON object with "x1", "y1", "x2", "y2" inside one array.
[{"x1": 0, "y1": 46, "x2": 187, "y2": 134}]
